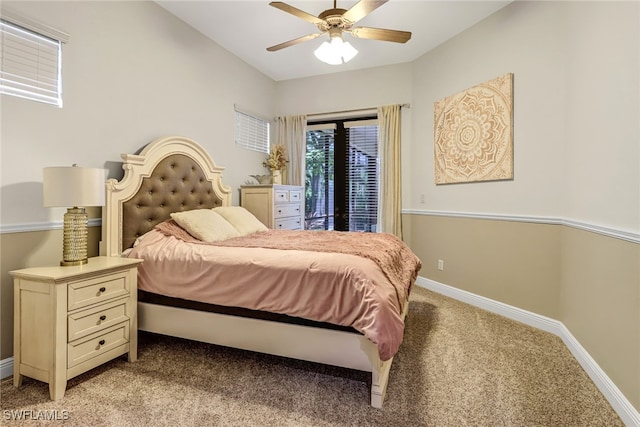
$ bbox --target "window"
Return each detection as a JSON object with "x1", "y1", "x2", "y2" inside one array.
[
  {"x1": 305, "y1": 117, "x2": 379, "y2": 232},
  {"x1": 306, "y1": 123, "x2": 336, "y2": 230},
  {"x1": 345, "y1": 119, "x2": 379, "y2": 232},
  {"x1": 0, "y1": 15, "x2": 67, "y2": 107},
  {"x1": 234, "y1": 106, "x2": 270, "y2": 154}
]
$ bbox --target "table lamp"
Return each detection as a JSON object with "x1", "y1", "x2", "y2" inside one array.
[{"x1": 43, "y1": 165, "x2": 105, "y2": 266}]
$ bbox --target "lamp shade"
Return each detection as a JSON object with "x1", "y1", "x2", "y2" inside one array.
[
  {"x1": 43, "y1": 166, "x2": 106, "y2": 207},
  {"x1": 314, "y1": 36, "x2": 358, "y2": 65}
]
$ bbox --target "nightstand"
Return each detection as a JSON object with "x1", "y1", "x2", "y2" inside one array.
[
  {"x1": 240, "y1": 184, "x2": 304, "y2": 230},
  {"x1": 10, "y1": 256, "x2": 143, "y2": 400}
]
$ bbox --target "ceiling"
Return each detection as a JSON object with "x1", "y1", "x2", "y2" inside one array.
[{"x1": 156, "y1": 0, "x2": 512, "y2": 82}]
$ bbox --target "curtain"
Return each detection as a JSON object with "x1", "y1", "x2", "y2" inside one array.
[
  {"x1": 275, "y1": 115, "x2": 307, "y2": 186},
  {"x1": 377, "y1": 104, "x2": 403, "y2": 239}
]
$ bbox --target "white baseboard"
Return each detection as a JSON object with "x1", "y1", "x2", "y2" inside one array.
[
  {"x1": 1, "y1": 357, "x2": 13, "y2": 380},
  {"x1": 416, "y1": 276, "x2": 640, "y2": 427}
]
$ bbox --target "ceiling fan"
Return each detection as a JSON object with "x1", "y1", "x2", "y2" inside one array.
[{"x1": 266, "y1": 0, "x2": 411, "y2": 64}]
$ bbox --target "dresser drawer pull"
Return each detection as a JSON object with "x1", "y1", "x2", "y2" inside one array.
[
  {"x1": 98, "y1": 340, "x2": 106, "y2": 346},
  {"x1": 99, "y1": 315, "x2": 107, "y2": 321},
  {"x1": 278, "y1": 209, "x2": 282, "y2": 213},
  {"x1": 99, "y1": 287, "x2": 106, "y2": 293}
]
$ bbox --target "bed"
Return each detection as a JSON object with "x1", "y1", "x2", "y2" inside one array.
[{"x1": 100, "y1": 135, "x2": 421, "y2": 408}]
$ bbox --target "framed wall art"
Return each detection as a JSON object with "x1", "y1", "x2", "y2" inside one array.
[{"x1": 434, "y1": 73, "x2": 514, "y2": 184}]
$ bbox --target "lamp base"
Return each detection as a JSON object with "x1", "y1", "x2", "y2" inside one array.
[
  {"x1": 61, "y1": 207, "x2": 89, "y2": 266},
  {"x1": 60, "y1": 259, "x2": 88, "y2": 267}
]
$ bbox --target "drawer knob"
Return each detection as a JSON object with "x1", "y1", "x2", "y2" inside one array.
[
  {"x1": 99, "y1": 287, "x2": 106, "y2": 293},
  {"x1": 98, "y1": 340, "x2": 105, "y2": 346},
  {"x1": 278, "y1": 209, "x2": 282, "y2": 213},
  {"x1": 99, "y1": 315, "x2": 107, "y2": 321}
]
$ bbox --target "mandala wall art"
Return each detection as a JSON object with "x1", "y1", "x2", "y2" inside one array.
[{"x1": 434, "y1": 73, "x2": 514, "y2": 184}]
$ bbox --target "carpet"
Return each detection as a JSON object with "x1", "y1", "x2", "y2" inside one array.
[{"x1": 1, "y1": 286, "x2": 623, "y2": 426}]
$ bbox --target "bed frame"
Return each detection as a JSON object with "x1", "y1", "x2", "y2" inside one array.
[{"x1": 101, "y1": 135, "x2": 407, "y2": 408}]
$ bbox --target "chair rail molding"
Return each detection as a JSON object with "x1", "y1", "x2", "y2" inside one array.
[
  {"x1": 0, "y1": 218, "x2": 102, "y2": 234},
  {"x1": 402, "y1": 209, "x2": 640, "y2": 244}
]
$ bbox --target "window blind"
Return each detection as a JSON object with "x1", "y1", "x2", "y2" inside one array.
[
  {"x1": 234, "y1": 107, "x2": 270, "y2": 153},
  {"x1": 344, "y1": 119, "x2": 379, "y2": 232},
  {"x1": 0, "y1": 19, "x2": 63, "y2": 106}
]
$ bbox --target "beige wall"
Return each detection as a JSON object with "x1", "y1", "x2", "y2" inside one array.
[
  {"x1": 407, "y1": 1, "x2": 639, "y2": 231},
  {"x1": 0, "y1": 228, "x2": 102, "y2": 357},
  {"x1": 559, "y1": 227, "x2": 640, "y2": 408},
  {"x1": 403, "y1": 0, "x2": 640, "y2": 411},
  {"x1": 406, "y1": 213, "x2": 640, "y2": 411},
  {"x1": 404, "y1": 214, "x2": 561, "y2": 318}
]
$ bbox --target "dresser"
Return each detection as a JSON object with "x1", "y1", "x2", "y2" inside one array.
[
  {"x1": 240, "y1": 184, "x2": 304, "y2": 230},
  {"x1": 11, "y1": 256, "x2": 143, "y2": 400}
]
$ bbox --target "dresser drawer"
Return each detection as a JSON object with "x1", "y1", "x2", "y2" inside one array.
[
  {"x1": 67, "y1": 322, "x2": 129, "y2": 368},
  {"x1": 68, "y1": 298, "x2": 128, "y2": 342},
  {"x1": 275, "y1": 217, "x2": 303, "y2": 230},
  {"x1": 289, "y1": 190, "x2": 302, "y2": 202},
  {"x1": 274, "y1": 189, "x2": 302, "y2": 204},
  {"x1": 68, "y1": 271, "x2": 129, "y2": 311},
  {"x1": 274, "y1": 190, "x2": 289, "y2": 203},
  {"x1": 275, "y1": 204, "x2": 302, "y2": 219}
]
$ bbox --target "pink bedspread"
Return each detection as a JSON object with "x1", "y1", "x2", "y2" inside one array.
[{"x1": 127, "y1": 224, "x2": 422, "y2": 361}]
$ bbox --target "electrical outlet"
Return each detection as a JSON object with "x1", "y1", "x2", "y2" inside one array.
[
  {"x1": 420, "y1": 194, "x2": 425, "y2": 204},
  {"x1": 438, "y1": 259, "x2": 444, "y2": 271}
]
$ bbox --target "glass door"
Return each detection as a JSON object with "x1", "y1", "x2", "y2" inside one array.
[{"x1": 305, "y1": 118, "x2": 379, "y2": 232}]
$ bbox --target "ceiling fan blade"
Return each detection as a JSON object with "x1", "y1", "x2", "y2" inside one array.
[
  {"x1": 349, "y1": 26, "x2": 412, "y2": 43},
  {"x1": 342, "y1": 0, "x2": 388, "y2": 24},
  {"x1": 269, "y1": 2, "x2": 325, "y2": 25},
  {"x1": 266, "y1": 33, "x2": 324, "y2": 52}
]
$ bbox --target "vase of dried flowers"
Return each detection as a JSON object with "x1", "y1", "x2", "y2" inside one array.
[
  {"x1": 271, "y1": 170, "x2": 282, "y2": 185},
  {"x1": 262, "y1": 144, "x2": 287, "y2": 185}
]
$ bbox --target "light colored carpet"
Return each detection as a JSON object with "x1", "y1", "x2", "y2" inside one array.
[{"x1": 1, "y1": 286, "x2": 624, "y2": 426}]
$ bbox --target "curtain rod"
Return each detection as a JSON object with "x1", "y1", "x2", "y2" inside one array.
[{"x1": 306, "y1": 103, "x2": 411, "y2": 119}]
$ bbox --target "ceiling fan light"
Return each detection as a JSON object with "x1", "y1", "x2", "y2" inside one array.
[
  {"x1": 340, "y1": 41, "x2": 358, "y2": 63},
  {"x1": 314, "y1": 41, "x2": 342, "y2": 65},
  {"x1": 314, "y1": 36, "x2": 358, "y2": 65}
]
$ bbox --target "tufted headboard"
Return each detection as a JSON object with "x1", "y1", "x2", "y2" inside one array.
[{"x1": 101, "y1": 136, "x2": 232, "y2": 256}]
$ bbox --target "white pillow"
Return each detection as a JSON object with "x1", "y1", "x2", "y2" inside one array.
[
  {"x1": 213, "y1": 206, "x2": 268, "y2": 236},
  {"x1": 170, "y1": 209, "x2": 241, "y2": 242}
]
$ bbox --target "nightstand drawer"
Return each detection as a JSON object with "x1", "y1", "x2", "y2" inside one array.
[
  {"x1": 275, "y1": 204, "x2": 302, "y2": 218},
  {"x1": 68, "y1": 271, "x2": 128, "y2": 311},
  {"x1": 275, "y1": 217, "x2": 303, "y2": 230},
  {"x1": 68, "y1": 298, "x2": 129, "y2": 341},
  {"x1": 67, "y1": 322, "x2": 129, "y2": 368}
]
